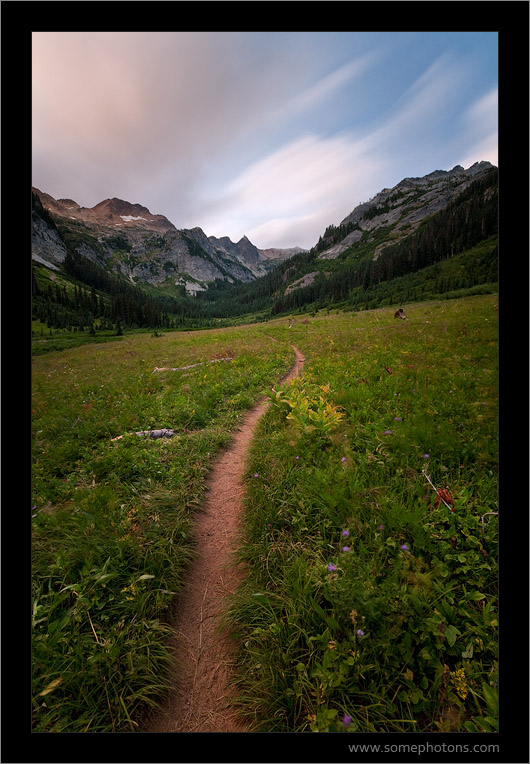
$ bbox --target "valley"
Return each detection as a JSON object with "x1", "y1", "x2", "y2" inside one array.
[
  {"x1": 31, "y1": 160, "x2": 499, "y2": 739},
  {"x1": 32, "y1": 161, "x2": 497, "y2": 347}
]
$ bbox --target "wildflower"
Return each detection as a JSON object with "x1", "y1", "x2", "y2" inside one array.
[
  {"x1": 356, "y1": 629, "x2": 365, "y2": 637},
  {"x1": 349, "y1": 609, "x2": 358, "y2": 623},
  {"x1": 394, "y1": 417, "x2": 402, "y2": 421},
  {"x1": 342, "y1": 546, "x2": 350, "y2": 553},
  {"x1": 327, "y1": 563, "x2": 337, "y2": 572},
  {"x1": 378, "y1": 523, "x2": 385, "y2": 530},
  {"x1": 254, "y1": 473, "x2": 259, "y2": 477},
  {"x1": 342, "y1": 714, "x2": 352, "y2": 726},
  {"x1": 384, "y1": 430, "x2": 392, "y2": 435},
  {"x1": 401, "y1": 544, "x2": 409, "y2": 551},
  {"x1": 423, "y1": 454, "x2": 430, "y2": 459},
  {"x1": 295, "y1": 456, "x2": 300, "y2": 460},
  {"x1": 450, "y1": 667, "x2": 468, "y2": 700},
  {"x1": 341, "y1": 529, "x2": 349, "y2": 537},
  {"x1": 341, "y1": 457, "x2": 346, "y2": 462}
]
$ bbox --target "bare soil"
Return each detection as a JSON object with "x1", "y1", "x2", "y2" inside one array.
[{"x1": 143, "y1": 346, "x2": 305, "y2": 733}]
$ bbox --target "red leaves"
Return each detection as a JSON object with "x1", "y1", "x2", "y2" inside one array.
[{"x1": 435, "y1": 488, "x2": 455, "y2": 511}]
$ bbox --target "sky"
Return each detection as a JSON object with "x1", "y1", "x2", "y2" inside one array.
[{"x1": 32, "y1": 31, "x2": 498, "y2": 250}]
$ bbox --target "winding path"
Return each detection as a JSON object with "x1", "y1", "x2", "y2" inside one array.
[{"x1": 144, "y1": 345, "x2": 305, "y2": 733}]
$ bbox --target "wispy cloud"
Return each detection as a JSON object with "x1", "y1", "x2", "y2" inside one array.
[
  {"x1": 458, "y1": 88, "x2": 498, "y2": 168},
  {"x1": 198, "y1": 50, "x2": 498, "y2": 248},
  {"x1": 202, "y1": 133, "x2": 384, "y2": 247},
  {"x1": 274, "y1": 52, "x2": 378, "y2": 122},
  {"x1": 32, "y1": 32, "x2": 498, "y2": 250}
]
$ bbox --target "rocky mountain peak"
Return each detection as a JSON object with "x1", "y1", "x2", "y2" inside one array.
[
  {"x1": 465, "y1": 161, "x2": 493, "y2": 175},
  {"x1": 321, "y1": 161, "x2": 496, "y2": 262},
  {"x1": 56, "y1": 198, "x2": 80, "y2": 208},
  {"x1": 32, "y1": 188, "x2": 177, "y2": 235},
  {"x1": 32, "y1": 188, "x2": 296, "y2": 290},
  {"x1": 93, "y1": 198, "x2": 151, "y2": 216}
]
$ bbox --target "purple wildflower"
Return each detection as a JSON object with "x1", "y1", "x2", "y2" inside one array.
[
  {"x1": 341, "y1": 529, "x2": 350, "y2": 537},
  {"x1": 254, "y1": 473, "x2": 259, "y2": 477},
  {"x1": 342, "y1": 714, "x2": 352, "y2": 726},
  {"x1": 394, "y1": 417, "x2": 402, "y2": 421},
  {"x1": 423, "y1": 454, "x2": 430, "y2": 459},
  {"x1": 384, "y1": 430, "x2": 392, "y2": 435},
  {"x1": 327, "y1": 563, "x2": 337, "y2": 572},
  {"x1": 401, "y1": 544, "x2": 409, "y2": 551},
  {"x1": 342, "y1": 546, "x2": 350, "y2": 553},
  {"x1": 356, "y1": 629, "x2": 364, "y2": 637},
  {"x1": 341, "y1": 457, "x2": 347, "y2": 462}
]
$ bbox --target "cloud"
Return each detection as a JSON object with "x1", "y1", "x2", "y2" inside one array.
[
  {"x1": 32, "y1": 32, "x2": 285, "y2": 204},
  {"x1": 457, "y1": 88, "x2": 498, "y2": 168},
  {"x1": 198, "y1": 50, "x2": 496, "y2": 249},
  {"x1": 201, "y1": 133, "x2": 384, "y2": 248},
  {"x1": 273, "y1": 52, "x2": 378, "y2": 123},
  {"x1": 361, "y1": 53, "x2": 472, "y2": 164},
  {"x1": 32, "y1": 32, "x2": 498, "y2": 250}
]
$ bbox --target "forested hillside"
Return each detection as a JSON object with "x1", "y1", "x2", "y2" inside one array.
[
  {"x1": 32, "y1": 165, "x2": 498, "y2": 340},
  {"x1": 270, "y1": 167, "x2": 498, "y2": 314}
]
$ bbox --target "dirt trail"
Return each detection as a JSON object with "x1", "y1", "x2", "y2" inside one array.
[{"x1": 143, "y1": 345, "x2": 305, "y2": 733}]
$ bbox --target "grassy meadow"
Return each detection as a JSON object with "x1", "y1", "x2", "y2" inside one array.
[
  {"x1": 31, "y1": 294, "x2": 498, "y2": 733},
  {"x1": 31, "y1": 326, "x2": 293, "y2": 731},
  {"x1": 227, "y1": 294, "x2": 498, "y2": 732}
]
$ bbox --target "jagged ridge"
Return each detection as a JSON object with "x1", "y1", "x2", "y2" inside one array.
[{"x1": 32, "y1": 189, "x2": 295, "y2": 292}]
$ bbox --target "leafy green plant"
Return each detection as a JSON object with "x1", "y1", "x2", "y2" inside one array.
[{"x1": 268, "y1": 381, "x2": 344, "y2": 440}]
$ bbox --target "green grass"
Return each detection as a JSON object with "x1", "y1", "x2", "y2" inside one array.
[
  {"x1": 31, "y1": 326, "x2": 293, "y2": 731},
  {"x1": 225, "y1": 294, "x2": 498, "y2": 732},
  {"x1": 32, "y1": 295, "x2": 498, "y2": 733}
]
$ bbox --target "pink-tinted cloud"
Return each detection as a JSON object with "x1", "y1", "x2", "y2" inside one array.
[{"x1": 32, "y1": 32, "x2": 498, "y2": 250}]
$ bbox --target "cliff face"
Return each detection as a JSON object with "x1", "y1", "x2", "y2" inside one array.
[
  {"x1": 323, "y1": 162, "x2": 495, "y2": 263},
  {"x1": 31, "y1": 189, "x2": 286, "y2": 290}
]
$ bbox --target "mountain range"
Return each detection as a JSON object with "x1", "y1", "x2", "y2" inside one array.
[
  {"x1": 32, "y1": 161, "x2": 494, "y2": 295},
  {"x1": 32, "y1": 189, "x2": 303, "y2": 294},
  {"x1": 32, "y1": 160, "x2": 497, "y2": 333}
]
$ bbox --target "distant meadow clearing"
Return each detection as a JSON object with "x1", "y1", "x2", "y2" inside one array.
[{"x1": 32, "y1": 295, "x2": 498, "y2": 733}]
